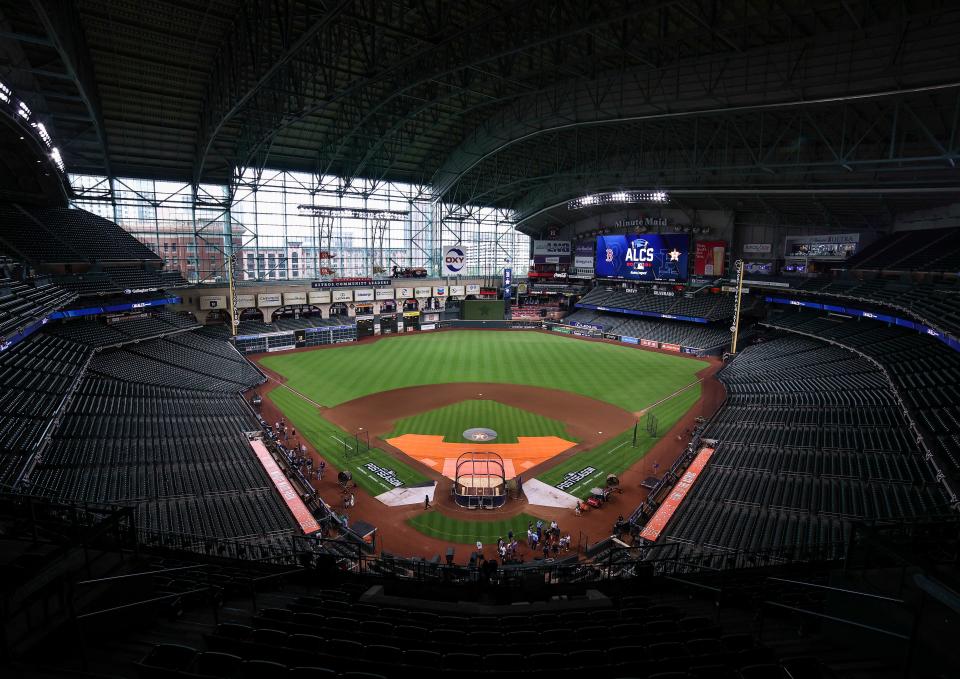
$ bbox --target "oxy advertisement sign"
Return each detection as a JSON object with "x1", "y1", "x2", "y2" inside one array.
[{"x1": 442, "y1": 245, "x2": 467, "y2": 275}]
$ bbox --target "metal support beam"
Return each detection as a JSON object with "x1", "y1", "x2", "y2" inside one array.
[{"x1": 29, "y1": 0, "x2": 111, "y2": 177}]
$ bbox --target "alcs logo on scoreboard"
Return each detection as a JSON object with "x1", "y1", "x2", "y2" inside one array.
[{"x1": 624, "y1": 238, "x2": 653, "y2": 268}]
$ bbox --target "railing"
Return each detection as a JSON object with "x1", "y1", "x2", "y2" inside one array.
[
  {"x1": 760, "y1": 320, "x2": 958, "y2": 505},
  {"x1": 2, "y1": 494, "x2": 957, "y2": 592}
]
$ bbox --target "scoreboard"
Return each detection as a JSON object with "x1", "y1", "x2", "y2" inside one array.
[{"x1": 594, "y1": 234, "x2": 690, "y2": 282}]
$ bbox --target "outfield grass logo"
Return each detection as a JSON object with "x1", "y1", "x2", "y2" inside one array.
[
  {"x1": 556, "y1": 466, "x2": 597, "y2": 491},
  {"x1": 364, "y1": 462, "x2": 402, "y2": 488}
]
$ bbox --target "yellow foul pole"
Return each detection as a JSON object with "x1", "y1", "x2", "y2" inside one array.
[
  {"x1": 730, "y1": 259, "x2": 745, "y2": 354},
  {"x1": 226, "y1": 252, "x2": 238, "y2": 338}
]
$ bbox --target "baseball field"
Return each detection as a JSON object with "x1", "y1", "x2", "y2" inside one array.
[{"x1": 259, "y1": 330, "x2": 706, "y2": 534}]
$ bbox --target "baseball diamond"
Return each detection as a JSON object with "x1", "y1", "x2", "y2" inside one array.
[{"x1": 257, "y1": 329, "x2": 710, "y2": 544}]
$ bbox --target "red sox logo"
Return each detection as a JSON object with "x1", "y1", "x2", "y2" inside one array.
[{"x1": 605, "y1": 248, "x2": 614, "y2": 262}]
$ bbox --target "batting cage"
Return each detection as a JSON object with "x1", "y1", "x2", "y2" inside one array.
[{"x1": 452, "y1": 451, "x2": 507, "y2": 509}]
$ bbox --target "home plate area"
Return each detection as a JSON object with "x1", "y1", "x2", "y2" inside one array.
[{"x1": 385, "y1": 434, "x2": 577, "y2": 480}]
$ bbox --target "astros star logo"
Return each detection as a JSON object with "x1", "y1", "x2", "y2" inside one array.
[{"x1": 668, "y1": 249, "x2": 681, "y2": 262}]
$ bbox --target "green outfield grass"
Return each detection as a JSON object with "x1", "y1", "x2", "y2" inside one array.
[
  {"x1": 260, "y1": 330, "x2": 703, "y2": 411},
  {"x1": 535, "y1": 382, "x2": 702, "y2": 498},
  {"x1": 385, "y1": 399, "x2": 576, "y2": 443},
  {"x1": 406, "y1": 511, "x2": 548, "y2": 544},
  {"x1": 267, "y1": 387, "x2": 430, "y2": 496}
]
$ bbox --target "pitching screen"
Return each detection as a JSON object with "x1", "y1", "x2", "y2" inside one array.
[
  {"x1": 595, "y1": 234, "x2": 691, "y2": 282},
  {"x1": 461, "y1": 299, "x2": 505, "y2": 320}
]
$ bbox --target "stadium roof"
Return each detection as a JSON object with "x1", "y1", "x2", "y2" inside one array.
[{"x1": 1, "y1": 0, "x2": 960, "y2": 231}]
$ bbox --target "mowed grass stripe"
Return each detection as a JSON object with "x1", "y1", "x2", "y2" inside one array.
[
  {"x1": 407, "y1": 512, "x2": 547, "y2": 544},
  {"x1": 386, "y1": 399, "x2": 575, "y2": 443},
  {"x1": 268, "y1": 387, "x2": 429, "y2": 496},
  {"x1": 536, "y1": 383, "x2": 702, "y2": 498},
  {"x1": 260, "y1": 330, "x2": 704, "y2": 411}
]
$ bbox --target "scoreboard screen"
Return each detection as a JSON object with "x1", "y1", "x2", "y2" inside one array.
[{"x1": 594, "y1": 234, "x2": 690, "y2": 282}]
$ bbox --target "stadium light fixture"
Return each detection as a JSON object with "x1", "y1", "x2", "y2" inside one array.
[
  {"x1": 567, "y1": 190, "x2": 669, "y2": 210},
  {"x1": 0, "y1": 80, "x2": 67, "y2": 175},
  {"x1": 32, "y1": 121, "x2": 52, "y2": 148},
  {"x1": 50, "y1": 148, "x2": 65, "y2": 172}
]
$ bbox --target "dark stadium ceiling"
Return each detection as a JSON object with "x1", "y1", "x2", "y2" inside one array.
[{"x1": 1, "y1": 0, "x2": 960, "y2": 233}]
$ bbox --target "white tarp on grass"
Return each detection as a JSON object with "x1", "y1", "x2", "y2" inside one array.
[
  {"x1": 375, "y1": 481, "x2": 437, "y2": 507},
  {"x1": 522, "y1": 478, "x2": 580, "y2": 508}
]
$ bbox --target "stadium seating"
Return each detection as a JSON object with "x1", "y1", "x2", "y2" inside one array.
[
  {"x1": 0, "y1": 276, "x2": 75, "y2": 339},
  {"x1": 239, "y1": 316, "x2": 354, "y2": 336},
  {"x1": 578, "y1": 286, "x2": 747, "y2": 321},
  {"x1": 0, "y1": 334, "x2": 91, "y2": 489},
  {"x1": 0, "y1": 203, "x2": 84, "y2": 263},
  {"x1": 46, "y1": 311, "x2": 200, "y2": 348},
  {"x1": 53, "y1": 266, "x2": 188, "y2": 297},
  {"x1": 790, "y1": 277, "x2": 960, "y2": 340},
  {"x1": 27, "y1": 326, "x2": 294, "y2": 543},
  {"x1": 562, "y1": 308, "x2": 731, "y2": 350},
  {"x1": 87, "y1": 333, "x2": 261, "y2": 392},
  {"x1": 24, "y1": 205, "x2": 161, "y2": 262},
  {"x1": 122, "y1": 578, "x2": 837, "y2": 679},
  {"x1": 659, "y1": 332, "x2": 951, "y2": 558},
  {"x1": 0, "y1": 204, "x2": 161, "y2": 265},
  {"x1": 764, "y1": 310, "x2": 960, "y2": 485}
]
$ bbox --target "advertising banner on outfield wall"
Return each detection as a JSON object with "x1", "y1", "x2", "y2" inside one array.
[
  {"x1": 257, "y1": 293, "x2": 282, "y2": 307},
  {"x1": 353, "y1": 289, "x2": 375, "y2": 302},
  {"x1": 235, "y1": 294, "x2": 256, "y2": 308},
  {"x1": 199, "y1": 295, "x2": 227, "y2": 310},
  {"x1": 283, "y1": 292, "x2": 307, "y2": 305},
  {"x1": 466, "y1": 284, "x2": 481, "y2": 295},
  {"x1": 449, "y1": 285, "x2": 466, "y2": 297},
  {"x1": 375, "y1": 287, "x2": 394, "y2": 300},
  {"x1": 395, "y1": 286, "x2": 414, "y2": 299},
  {"x1": 661, "y1": 343, "x2": 681, "y2": 352},
  {"x1": 414, "y1": 286, "x2": 432, "y2": 298},
  {"x1": 743, "y1": 243, "x2": 772, "y2": 254},
  {"x1": 308, "y1": 290, "x2": 331, "y2": 304},
  {"x1": 332, "y1": 290, "x2": 353, "y2": 303},
  {"x1": 641, "y1": 339, "x2": 658, "y2": 348},
  {"x1": 433, "y1": 286, "x2": 447, "y2": 297}
]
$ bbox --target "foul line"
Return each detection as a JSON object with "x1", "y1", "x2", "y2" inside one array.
[
  {"x1": 540, "y1": 378, "x2": 705, "y2": 494},
  {"x1": 635, "y1": 376, "x2": 703, "y2": 417},
  {"x1": 265, "y1": 373, "x2": 328, "y2": 410}
]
